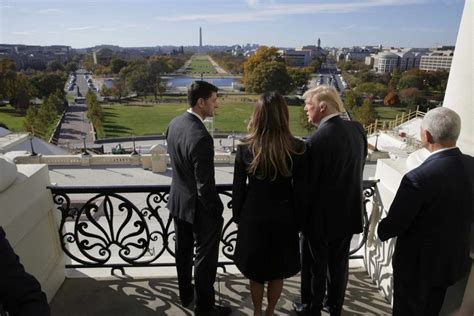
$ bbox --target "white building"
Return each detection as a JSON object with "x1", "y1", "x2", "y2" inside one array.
[
  {"x1": 371, "y1": 48, "x2": 427, "y2": 73},
  {"x1": 419, "y1": 50, "x2": 454, "y2": 71},
  {"x1": 278, "y1": 49, "x2": 311, "y2": 67},
  {"x1": 375, "y1": 51, "x2": 399, "y2": 73}
]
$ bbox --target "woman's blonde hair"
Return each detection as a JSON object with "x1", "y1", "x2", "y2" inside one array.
[{"x1": 242, "y1": 91, "x2": 304, "y2": 180}]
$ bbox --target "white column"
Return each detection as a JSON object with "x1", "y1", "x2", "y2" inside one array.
[{"x1": 443, "y1": 0, "x2": 473, "y2": 156}]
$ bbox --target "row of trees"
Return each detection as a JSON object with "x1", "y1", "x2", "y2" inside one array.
[
  {"x1": 341, "y1": 65, "x2": 449, "y2": 125},
  {"x1": 242, "y1": 46, "x2": 314, "y2": 94},
  {"x1": 86, "y1": 91, "x2": 104, "y2": 138},
  {"x1": 85, "y1": 54, "x2": 189, "y2": 77},
  {"x1": 208, "y1": 52, "x2": 246, "y2": 74},
  {"x1": 24, "y1": 90, "x2": 66, "y2": 138},
  {"x1": 0, "y1": 59, "x2": 68, "y2": 112},
  {"x1": 99, "y1": 55, "x2": 189, "y2": 101}
]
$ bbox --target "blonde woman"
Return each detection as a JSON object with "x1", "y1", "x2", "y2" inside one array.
[{"x1": 232, "y1": 91, "x2": 307, "y2": 316}]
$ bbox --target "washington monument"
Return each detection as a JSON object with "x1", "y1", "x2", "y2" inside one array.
[{"x1": 199, "y1": 27, "x2": 202, "y2": 47}]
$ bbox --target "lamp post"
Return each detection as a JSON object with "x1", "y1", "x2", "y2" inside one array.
[
  {"x1": 82, "y1": 134, "x2": 89, "y2": 155},
  {"x1": 131, "y1": 135, "x2": 139, "y2": 156},
  {"x1": 231, "y1": 131, "x2": 236, "y2": 153},
  {"x1": 374, "y1": 130, "x2": 380, "y2": 152},
  {"x1": 29, "y1": 134, "x2": 37, "y2": 156}
]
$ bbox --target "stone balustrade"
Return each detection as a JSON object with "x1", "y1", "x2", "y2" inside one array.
[{"x1": 13, "y1": 152, "x2": 235, "y2": 171}]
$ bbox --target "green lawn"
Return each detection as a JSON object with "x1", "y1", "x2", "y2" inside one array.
[
  {"x1": 101, "y1": 100, "x2": 311, "y2": 138},
  {"x1": 374, "y1": 106, "x2": 407, "y2": 121},
  {"x1": 0, "y1": 104, "x2": 60, "y2": 140},
  {"x1": 0, "y1": 105, "x2": 26, "y2": 132},
  {"x1": 186, "y1": 55, "x2": 217, "y2": 74}
]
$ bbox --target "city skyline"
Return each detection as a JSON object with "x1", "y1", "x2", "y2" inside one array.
[{"x1": 0, "y1": 0, "x2": 465, "y2": 49}]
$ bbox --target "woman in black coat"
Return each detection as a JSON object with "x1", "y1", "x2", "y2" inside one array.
[{"x1": 232, "y1": 91, "x2": 307, "y2": 316}]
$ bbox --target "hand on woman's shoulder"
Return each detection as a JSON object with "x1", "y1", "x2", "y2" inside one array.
[{"x1": 292, "y1": 137, "x2": 307, "y2": 154}]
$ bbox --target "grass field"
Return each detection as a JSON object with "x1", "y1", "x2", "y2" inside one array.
[
  {"x1": 374, "y1": 106, "x2": 408, "y2": 121},
  {"x1": 186, "y1": 55, "x2": 217, "y2": 74},
  {"x1": 102, "y1": 98, "x2": 312, "y2": 138},
  {"x1": 0, "y1": 105, "x2": 26, "y2": 132},
  {"x1": 0, "y1": 104, "x2": 60, "y2": 139}
]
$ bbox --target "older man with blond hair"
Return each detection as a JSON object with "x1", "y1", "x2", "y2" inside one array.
[{"x1": 294, "y1": 85, "x2": 367, "y2": 316}]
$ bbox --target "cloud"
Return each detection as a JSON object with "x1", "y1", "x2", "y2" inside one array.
[
  {"x1": 244, "y1": 0, "x2": 275, "y2": 6},
  {"x1": 37, "y1": 8, "x2": 64, "y2": 15},
  {"x1": 12, "y1": 30, "x2": 36, "y2": 35},
  {"x1": 245, "y1": 0, "x2": 260, "y2": 6},
  {"x1": 99, "y1": 27, "x2": 117, "y2": 32},
  {"x1": 67, "y1": 26, "x2": 98, "y2": 31},
  {"x1": 401, "y1": 26, "x2": 443, "y2": 33},
  {"x1": 157, "y1": 12, "x2": 274, "y2": 23},
  {"x1": 157, "y1": 0, "x2": 426, "y2": 23},
  {"x1": 441, "y1": 0, "x2": 463, "y2": 5},
  {"x1": 340, "y1": 25, "x2": 356, "y2": 30}
]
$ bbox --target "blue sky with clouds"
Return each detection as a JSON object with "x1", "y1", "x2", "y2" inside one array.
[{"x1": 0, "y1": 0, "x2": 465, "y2": 49}]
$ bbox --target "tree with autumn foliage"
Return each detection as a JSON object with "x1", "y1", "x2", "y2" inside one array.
[
  {"x1": 243, "y1": 46, "x2": 292, "y2": 94},
  {"x1": 384, "y1": 90, "x2": 399, "y2": 106},
  {"x1": 353, "y1": 98, "x2": 377, "y2": 125}
]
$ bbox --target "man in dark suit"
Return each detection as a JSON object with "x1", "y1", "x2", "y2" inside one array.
[
  {"x1": 294, "y1": 85, "x2": 367, "y2": 316},
  {"x1": 166, "y1": 81, "x2": 231, "y2": 316},
  {"x1": 0, "y1": 226, "x2": 50, "y2": 315},
  {"x1": 378, "y1": 107, "x2": 473, "y2": 315}
]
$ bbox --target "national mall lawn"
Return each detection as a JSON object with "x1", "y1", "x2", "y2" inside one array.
[
  {"x1": 101, "y1": 94, "x2": 312, "y2": 138},
  {"x1": 1, "y1": 96, "x2": 408, "y2": 138}
]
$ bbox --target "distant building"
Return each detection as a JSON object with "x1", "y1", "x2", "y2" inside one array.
[
  {"x1": 369, "y1": 48, "x2": 428, "y2": 73},
  {"x1": 419, "y1": 49, "x2": 454, "y2": 71},
  {"x1": 0, "y1": 44, "x2": 72, "y2": 69},
  {"x1": 93, "y1": 48, "x2": 114, "y2": 65},
  {"x1": 299, "y1": 45, "x2": 327, "y2": 58},
  {"x1": 232, "y1": 45, "x2": 243, "y2": 56},
  {"x1": 331, "y1": 46, "x2": 379, "y2": 63},
  {"x1": 375, "y1": 51, "x2": 399, "y2": 73},
  {"x1": 278, "y1": 49, "x2": 311, "y2": 67}
]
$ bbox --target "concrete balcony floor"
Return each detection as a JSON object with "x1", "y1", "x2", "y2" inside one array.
[{"x1": 50, "y1": 266, "x2": 391, "y2": 315}]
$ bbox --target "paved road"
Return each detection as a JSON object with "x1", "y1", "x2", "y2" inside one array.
[
  {"x1": 57, "y1": 69, "x2": 96, "y2": 150},
  {"x1": 57, "y1": 102, "x2": 94, "y2": 149}
]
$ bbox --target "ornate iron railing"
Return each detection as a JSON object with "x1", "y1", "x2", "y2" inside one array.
[{"x1": 49, "y1": 180, "x2": 378, "y2": 274}]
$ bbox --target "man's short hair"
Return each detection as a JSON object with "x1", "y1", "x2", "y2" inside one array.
[
  {"x1": 188, "y1": 80, "x2": 218, "y2": 107},
  {"x1": 422, "y1": 107, "x2": 461, "y2": 143},
  {"x1": 302, "y1": 85, "x2": 344, "y2": 112}
]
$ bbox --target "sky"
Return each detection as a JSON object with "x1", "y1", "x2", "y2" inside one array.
[{"x1": 0, "y1": 0, "x2": 466, "y2": 49}]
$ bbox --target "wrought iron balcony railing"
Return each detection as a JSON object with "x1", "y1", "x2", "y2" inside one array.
[{"x1": 49, "y1": 180, "x2": 378, "y2": 275}]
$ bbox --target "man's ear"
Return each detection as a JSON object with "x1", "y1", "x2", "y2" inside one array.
[
  {"x1": 319, "y1": 102, "x2": 327, "y2": 112},
  {"x1": 425, "y1": 130, "x2": 435, "y2": 144},
  {"x1": 196, "y1": 97, "x2": 205, "y2": 109}
]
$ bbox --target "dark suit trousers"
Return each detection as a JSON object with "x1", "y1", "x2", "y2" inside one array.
[
  {"x1": 173, "y1": 214, "x2": 223, "y2": 310},
  {"x1": 0, "y1": 228, "x2": 50, "y2": 316},
  {"x1": 308, "y1": 235, "x2": 352, "y2": 315},
  {"x1": 300, "y1": 234, "x2": 313, "y2": 305},
  {"x1": 393, "y1": 270, "x2": 447, "y2": 316}
]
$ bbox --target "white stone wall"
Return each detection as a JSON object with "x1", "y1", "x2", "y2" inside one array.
[{"x1": 0, "y1": 164, "x2": 65, "y2": 302}]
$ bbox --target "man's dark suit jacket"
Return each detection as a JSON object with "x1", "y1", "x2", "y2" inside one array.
[
  {"x1": 306, "y1": 115, "x2": 368, "y2": 241},
  {"x1": 0, "y1": 227, "x2": 50, "y2": 315},
  {"x1": 378, "y1": 148, "x2": 473, "y2": 287},
  {"x1": 166, "y1": 112, "x2": 223, "y2": 224}
]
